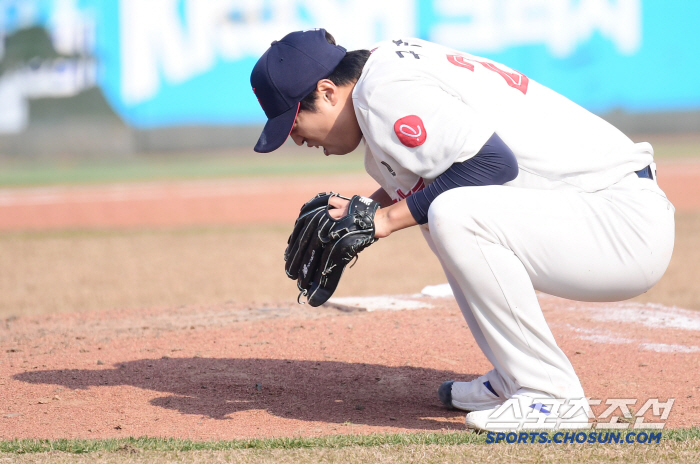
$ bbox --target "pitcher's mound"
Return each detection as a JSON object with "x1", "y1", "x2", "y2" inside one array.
[{"x1": 2, "y1": 294, "x2": 697, "y2": 439}]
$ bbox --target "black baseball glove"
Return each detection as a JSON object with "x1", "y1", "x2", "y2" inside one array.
[{"x1": 284, "y1": 192, "x2": 381, "y2": 306}]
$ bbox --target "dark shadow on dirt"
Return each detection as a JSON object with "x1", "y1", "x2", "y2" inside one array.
[{"x1": 15, "y1": 358, "x2": 477, "y2": 430}]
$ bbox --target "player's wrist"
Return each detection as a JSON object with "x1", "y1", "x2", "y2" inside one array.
[
  {"x1": 373, "y1": 207, "x2": 392, "y2": 239},
  {"x1": 373, "y1": 201, "x2": 418, "y2": 238}
]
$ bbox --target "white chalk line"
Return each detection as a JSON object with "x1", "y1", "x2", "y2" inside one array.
[
  {"x1": 563, "y1": 323, "x2": 700, "y2": 353},
  {"x1": 331, "y1": 287, "x2": 700, "y2": 354},
  {"x1": 326, "y1": 296, "x2": 432, "y2": 312}
]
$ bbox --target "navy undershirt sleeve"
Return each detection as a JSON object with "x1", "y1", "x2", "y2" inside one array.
[{"x1": 405, "y1": 132, "x2": 518, "y2": 225}]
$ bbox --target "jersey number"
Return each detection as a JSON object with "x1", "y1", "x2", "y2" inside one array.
[{"x1": 447, "y1": 54, "x2": 529, "y2": 95}]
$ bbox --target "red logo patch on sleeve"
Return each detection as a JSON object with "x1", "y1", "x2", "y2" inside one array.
[{"x1": 394, "y1": 115, "x2": 427, "y2": 147}]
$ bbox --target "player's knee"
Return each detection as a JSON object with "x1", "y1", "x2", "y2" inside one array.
[
  {"x1": 427, "y1": 188, "x2": 500, "y2": 248},
  {"x1": 427, "y1": 190, "x2": 462, "y2": 231},
  {"x1": 427, "y1": 189, "x2": 482, "y2": 247},
  {"x1": 428, "y1": 188, "x2": 488, "y2": 225}
]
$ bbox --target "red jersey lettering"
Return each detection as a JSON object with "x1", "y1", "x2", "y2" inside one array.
[
  {"x1": 446, "y1": 54, "x2": 529, "y2": 95},
  {"x1": 394, "y1": 177, "x2": 426, "y2": 202}
]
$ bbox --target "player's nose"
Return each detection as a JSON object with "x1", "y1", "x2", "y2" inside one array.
[{"x1": 290, "y1": 132, "x2": 304, "y2": 146}]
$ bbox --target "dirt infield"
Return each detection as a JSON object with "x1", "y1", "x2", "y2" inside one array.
[
  {"x1": 1, "y1": 159, "x2": 699, "y2": 439},
  {"x1": 0, "y1": 174, "x2": 377, "y2": 231},
  {"x1": 2, "y1": 296, "x2": 700, "y2": 439},
  {"x1": 0, "y1": 159, "x2": 698, "y2": 231}
]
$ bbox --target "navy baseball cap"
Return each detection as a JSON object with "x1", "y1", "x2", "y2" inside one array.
[{"x1": 250, "y1": 29, "x2": 347, "y2": 153}]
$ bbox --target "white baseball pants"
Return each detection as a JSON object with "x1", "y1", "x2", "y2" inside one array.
[{"x1": 422, "y1": 173, "x2": 675, "y2": 399}]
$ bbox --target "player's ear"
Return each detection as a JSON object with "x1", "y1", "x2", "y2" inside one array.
[{"x1": 316, "y1": 79, "x2": 339, "y2": 105}]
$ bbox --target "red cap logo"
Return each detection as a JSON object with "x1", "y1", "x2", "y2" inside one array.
[{"x1": 394, "y1": 115, "x2": 426, "y2": 147}]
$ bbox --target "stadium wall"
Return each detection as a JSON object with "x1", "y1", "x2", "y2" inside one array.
[{"x1": 0, "y1": 0, "x2": 698, "y2": 156}]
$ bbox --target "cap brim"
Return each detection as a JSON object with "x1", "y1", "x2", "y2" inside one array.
[{"x1": 254, "y1": 103, "x2": 300, "y2": 153}]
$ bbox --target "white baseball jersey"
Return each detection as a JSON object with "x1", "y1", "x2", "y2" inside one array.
[
  {"x1": 350, "y1": 38, "x2": 674, "y2": 406},
  {"x1": 352, "y1": 38, "x2": 654, "y2": 202}
]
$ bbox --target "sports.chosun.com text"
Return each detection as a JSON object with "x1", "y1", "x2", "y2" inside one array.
[{"x1": 485, "y1": 431, "x2": 662, "y2": 444}]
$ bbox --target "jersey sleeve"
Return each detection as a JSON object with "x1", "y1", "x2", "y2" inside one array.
[
  {"x1": 405, "y1": 132, "x2": 519, "y2": 224},
  {"x1": 360, "y1": 78, "x2": 496, "y2": 180}
]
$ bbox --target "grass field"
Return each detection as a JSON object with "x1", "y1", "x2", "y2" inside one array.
[
  {"x1": 0, "y1": 147, "x2": 365, "y2": 187},
  {"x1": 2, "y1": 430, "x2": 700, "y2": 463},
  {"x1": 0, "y1": 133, "x2": 697, "y2": 188}
]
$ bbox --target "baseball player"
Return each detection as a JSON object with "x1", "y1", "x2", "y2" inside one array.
[{"x1": 250, "y1": 29, "x2": 675, "y2": 431}]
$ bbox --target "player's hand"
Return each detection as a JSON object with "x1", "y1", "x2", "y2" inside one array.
[
  {"x1": 327, "y1": 194, "x2": 417, "y2": 237},
  {"x1": 328, "y1": 195, "x2": 350, "y2": 219}
]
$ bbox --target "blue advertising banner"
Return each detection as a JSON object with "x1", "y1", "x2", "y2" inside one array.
[{"x1": 0, "y1": 0, "x2": 698, "y2": 132}]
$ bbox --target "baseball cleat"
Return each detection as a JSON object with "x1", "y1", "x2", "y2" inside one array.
[
  {"x1": 438, "y1": 381, "x2": 455, "y2": 408},
  {"x1": 464, "y1": 389, "x2": 591, "y2": 432},
  {"x1": 438, "y1": 370, "x2": 507, "y2": 412}
]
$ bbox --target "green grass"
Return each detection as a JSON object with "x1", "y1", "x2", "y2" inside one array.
[
  {"x1": 1, "y1": 429, "x2": 699, "y2": 454},
  {"x1": 635, "y1": 134, "x2": 700, "y2": 160},
  {"x1": 0, "y1": 432, "x2": 484, "y2": 454},
  {"x1": 1, "y1": 135, "x2": 698, "y2": 188},
  {"x1": 0, "y1": 148, "x2": 365, "y2": 187}
]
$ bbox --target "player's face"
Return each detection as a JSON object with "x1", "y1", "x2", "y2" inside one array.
[{"x1": 290, "y1": 81, "x2": 362, "y2": 156}]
